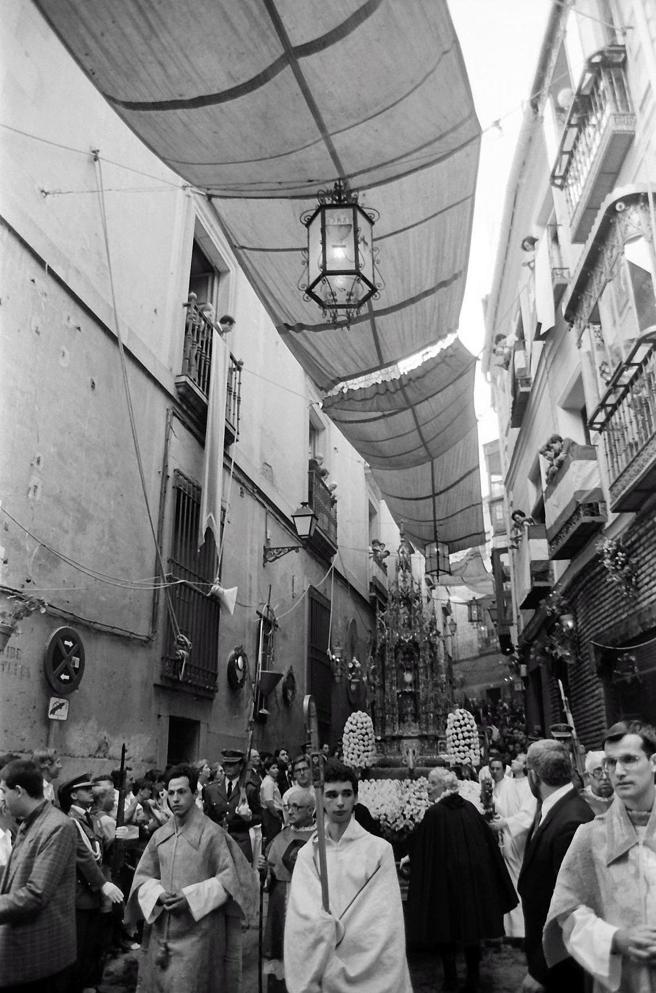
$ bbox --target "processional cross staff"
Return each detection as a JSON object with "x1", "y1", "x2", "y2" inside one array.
[{"x1": 303, "y1": 694, "x2": 330, "y2": 912}]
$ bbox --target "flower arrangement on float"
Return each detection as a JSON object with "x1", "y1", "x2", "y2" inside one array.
[
  {"x1": 358, "y1": 773, "x2": 483, "y2": 845},
  {"x1": 358, "y1": 778, "x2": 430, "y2": 842},
  {"x1": 342, "y1": 710, "x2": 376, "y2": 769}
]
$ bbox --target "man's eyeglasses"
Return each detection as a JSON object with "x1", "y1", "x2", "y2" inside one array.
[
  {"x1": 287, "y1": 802, "x2": 311, "y2": 812},
  {"x1": 591, "y1": 768, "x2": 610, "y2": 779}
]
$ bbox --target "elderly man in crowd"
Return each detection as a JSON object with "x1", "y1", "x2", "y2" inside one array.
[
  {"x1": 580, "y1": 749, "x2": 614, "y2": 815},
  {"x1": 405, "y1": 766, "x2": 517, "y2": 992},
  {"x1": 517, "y1": 739, "x2": 593, "y2": 993},
  {"x1": 545, "y1": 719, "x2": 656, "y2": 993},
  {"x1": 260, "y1": 785, "x2": 316, "y2": 991},
  {"x1": 127, "y1": 763, "x2": 258, "y2": 993},
  {"x1": 0, "y1": 759, "x2": 77, "y2": 992}
]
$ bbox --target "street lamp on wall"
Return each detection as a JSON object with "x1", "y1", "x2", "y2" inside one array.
[
  {"x1": 300, "y1": 179, "x2": 381, "y2": 325},
  {"x1": 263, "y1": 503, "x2": 318, "y2": 566}
]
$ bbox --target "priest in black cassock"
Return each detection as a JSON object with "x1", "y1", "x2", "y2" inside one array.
[{"x1": 404, "y1": 768, "x2": 517, "y2": 993}]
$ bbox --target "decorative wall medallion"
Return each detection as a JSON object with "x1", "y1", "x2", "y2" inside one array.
[{"x1": 227, "y1": 646, "x2": 248, "y2": 691}]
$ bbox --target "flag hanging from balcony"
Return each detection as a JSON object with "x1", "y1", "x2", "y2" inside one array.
[{"x1": 200, "y1": 331, "x2": 230, "y2": 552}]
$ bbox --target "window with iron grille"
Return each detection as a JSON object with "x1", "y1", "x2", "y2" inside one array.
[{"x1": 161, "y1": 470, "x2": 220, "y2": 695}]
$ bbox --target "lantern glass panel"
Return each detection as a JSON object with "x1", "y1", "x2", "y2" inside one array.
[
  {"x1": 355, "y1": 208, "x2": 374, "y2": 287},
  {"x1": 307, "y1": 210, "x2": 323, "y2": 289}
]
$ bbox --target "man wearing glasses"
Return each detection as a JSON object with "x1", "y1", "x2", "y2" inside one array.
[
  {"x1": 581, "y1": 750, "x2": 614, "y2": 815},
  {"x1": 259, "y1": 786, "x2": 315, "y2": 991},
  {"x1": 281, "y1": 756, "x2": 314, "y2": 824},
  {"x1": 545, "y1": 720, "x2": 656, "y2": 993}
]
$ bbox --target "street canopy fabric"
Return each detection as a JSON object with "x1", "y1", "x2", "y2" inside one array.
[
  {"x1": 439, "y1": 548, "x2": 494, "y2": 595},
  {"x1": 34, "y1": 0, "x2": 484, "y2": 551},
  {"x1": 370, "y1": 423, "x2": 484, "y2": 552},
  {"x1": 322, "y1": 340, "x2": 485, "y2": 552},
  {"x1": 322, "y1": 340, "x2": 478, "y2": 470},
  {"x1": 33, "y1": 0, "x2": 481, "y2": 391}
]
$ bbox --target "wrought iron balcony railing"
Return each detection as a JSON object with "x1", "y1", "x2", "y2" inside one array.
[
  {"x1": 589, "y1": 333, "x2": 656, "y2": 511},
  {"x1": 510, "y1": 346, "x2": 531, "y2": 428},
  {"x1": 176, "y1": 295, "x2": 243, "y2": 442},
  {"x1": 543, "y1": 442, "x2": 606, "y2": 559},
  {"x1": 307, "y1": 464, "x2": 338, "y2": 559},
  {"x1": 514, "y1": 523, "x2": 553, "y2": 610},
  {"x1": 551, "y1": 47, "x2": 635, "y2": 243}
]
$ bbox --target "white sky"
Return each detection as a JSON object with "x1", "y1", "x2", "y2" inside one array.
[{"x1": 447, "y1": 0, "x2": 552, "y2": 442}]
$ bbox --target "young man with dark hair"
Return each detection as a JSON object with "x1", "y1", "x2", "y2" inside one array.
[
  {"x1": 126, "y1": 762, "x2": 258, "y2": 993},
  {"x1": 284, "y1": 759, "x2": 412, "y2": 993},
  {"x1": 0, "y1": 759, "x2": 77, "y2": 991},
  {"x1": 545, "y1": 720, "x2": 656, "y2": 993}
]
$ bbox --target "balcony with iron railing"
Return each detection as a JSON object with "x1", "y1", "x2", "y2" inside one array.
[
  {"x1": 543, "y1": 442, "x2": 607, "y2": 559},
  {"x1": 510, "y1": 346, "x2": 532, "y2": 428},
  {"x1": 307, "y1": 462, "x2": 338, "y2": 561},
  {"x1": 175, "y1": 294, "x2": 243, "y2": 443},
  {"x1": 368, "y1": 552, "x2": 389, "y2": 603},
  {"x1": 551, "y1": 47, "x2": 635, "y2": 243},
  {"x1": 589, "y1": 333, "x2": 656, "y2": 511},
  {"x1": 546, "y1": 227, "x2": 570, "y2": 304},
  {"x1": 514, "y1": 523, "x2": 553, "y2": 610}
]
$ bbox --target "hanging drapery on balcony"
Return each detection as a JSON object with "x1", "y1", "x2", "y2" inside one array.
[
  {"x1": 323, "y1": 340, "x2": 484, "y2": 551},
  {"x1": 437, "y1": 548, "x2": 494, "y2": 597},
  {"x1": 199, "y1": 332, "x2": 230, "y2": 552},
  {"x1": 33, "y1": 0, "x2": 480, "y2": 391}
]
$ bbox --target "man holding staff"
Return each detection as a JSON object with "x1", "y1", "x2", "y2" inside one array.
[{"x1": 283, "y1": 759, "x2": 412, "y2": 993}]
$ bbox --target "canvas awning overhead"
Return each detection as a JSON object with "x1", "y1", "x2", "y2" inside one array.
[
  {"x1": 34, "y1": 0, "x2": 484, "y2": 550},
  {"x1": 33, "y1": 0, "x2": 480, "y2": 390},
  {"x1": 323, "y1": 340, "x2": 485, "y2": 551}
]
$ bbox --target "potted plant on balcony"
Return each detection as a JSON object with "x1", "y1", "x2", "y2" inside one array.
[
  {"x1": 598, "y1": 536, "x2": 638, "y2": 596},
  {"x1": 0, "y1": 594, "x2": 47, "y2": 651}
]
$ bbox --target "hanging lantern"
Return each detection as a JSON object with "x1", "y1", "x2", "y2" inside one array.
[{"x1": 301, "y1": 179, "x2": 380, "y2": 324}]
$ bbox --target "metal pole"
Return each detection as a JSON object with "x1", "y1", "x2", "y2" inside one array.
[{"x1": 304, "y1": 695, "x2": 330, "y2": 912}]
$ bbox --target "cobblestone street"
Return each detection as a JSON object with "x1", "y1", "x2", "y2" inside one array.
[{"x1": 98, "y1": 929, "x2": 526, "y2": 993}]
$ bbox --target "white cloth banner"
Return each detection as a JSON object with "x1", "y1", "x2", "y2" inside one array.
[
  {"x1": 200, "y1": 331, "x2": 229, "y2": 552},
  {"x1": 535, "y1": 235, "x2": 555, "y2": 339}
]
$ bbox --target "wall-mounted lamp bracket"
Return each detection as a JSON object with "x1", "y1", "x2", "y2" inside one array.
[{"x1": 263, "y1": 540, "x2": 300, "y2": 567}]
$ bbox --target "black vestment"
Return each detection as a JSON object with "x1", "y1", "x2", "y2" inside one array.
[{"x1": 405, "y1": 793, "x2": 517, "y2": 949}]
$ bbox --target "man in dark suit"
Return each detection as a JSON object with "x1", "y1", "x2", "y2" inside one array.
[
  {"x1": 518, "y1": 739, "x2": 593, "y2": 993},
  {"x1": 203, "y1": 749, "x2": 262, "y2": 863},
  {"x1": 0, "y1": 758, "x2": 77, "y2": 992}
]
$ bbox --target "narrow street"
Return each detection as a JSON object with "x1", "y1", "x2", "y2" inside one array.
[{"x1": 99, "y1": 927, "x2": 526, "y2": 993}]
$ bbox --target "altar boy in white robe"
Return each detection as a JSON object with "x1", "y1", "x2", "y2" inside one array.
[{"x1": 284, "y1": 760, "x2": 412, "y2": 993}]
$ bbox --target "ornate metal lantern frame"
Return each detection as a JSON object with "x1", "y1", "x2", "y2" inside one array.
[{"x1": 300, "y1": 179, "x2": 381, "y2": 325}]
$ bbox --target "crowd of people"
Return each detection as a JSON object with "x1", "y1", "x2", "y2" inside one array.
[
  {"x1": 464, "y1": 698, "x2": 530, "y2": 765},
  {"x1": 1, "y1": 718, "x2": 655, "y2": 993}
]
